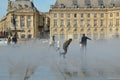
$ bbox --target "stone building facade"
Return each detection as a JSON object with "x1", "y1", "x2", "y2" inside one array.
[
  {"x1": 49, "y1": 0, "x2": 120, "y2": 40},
  {"x1": 0, "y1": 0, "x2": 120, "y2": 40},
  {"x1": 0, "y1": 0, "x2": 49, "y2": 40}
]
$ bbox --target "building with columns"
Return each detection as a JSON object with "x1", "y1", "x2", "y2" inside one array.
[
  {"x1": 0, "y1": 0, "x2": 49, "y2": 40},
  {"x1": 49, "y1": 0, "x2": 120, "y2": 40}
]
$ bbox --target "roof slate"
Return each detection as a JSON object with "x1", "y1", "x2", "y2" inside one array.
[{"x1": 54, "y1": 0, "x2": 120, "y2": 8}]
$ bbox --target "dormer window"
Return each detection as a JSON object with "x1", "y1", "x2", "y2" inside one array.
[
  {"x1": 87, "y1": 4, "x2": 92, "y2": 8},
  {"x1": 85, "y1": 0, "x2": 91, "y2": 8},
  {"x1": 113, "y1": 4, "x2": 115, "y2": 6},
  {"x1": 18, "y1": 4, "x2": 22, "y2": 7},
  {"x1": 25, "y1": 5, "x2": 28, "y2": 8},
  {"x1": 60, "y1": 4, "x2": 65, "y2": 8},
  {"x1": 18, "y1": 4, "x2": 22, "y2": 9},
  {"x1": 112, "y1": 3, "x2": 115, "y2": 7},
  {"x1": 74, "y1": 4, "x2": 78, "y2": 8},
  {"x1": 100, "y1": 4, "x2": 105, "y2": 8}
]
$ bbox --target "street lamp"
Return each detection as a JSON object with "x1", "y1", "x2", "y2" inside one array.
[
  {"x1": 12, "y1": 11, "x2": 18, "y2": 44},
  {"x1": 12, "y1": 12, "x2": 16, "y2": 31}
]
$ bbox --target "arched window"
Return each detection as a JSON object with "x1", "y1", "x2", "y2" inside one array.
[
  {"x1": 27, "y1": 34, "x2": 32, "y2": 38},
  {"x1": 60, "y1": 4, "x2": 65, "y2": 8},
  {"x1": 21, "y1": 34, "x2": 25, "y2": 38}
]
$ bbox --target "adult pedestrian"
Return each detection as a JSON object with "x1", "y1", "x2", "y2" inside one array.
[{"x1": 60, "y1": 38, "x2": 72, "y2": 58}]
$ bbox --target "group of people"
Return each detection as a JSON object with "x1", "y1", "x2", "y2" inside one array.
[
  {"x1": 7, "y1": 35, "x2": 17, "y2": 45},
  {"x1": 50, "y1": 34, "x2": 91, "y2": 58}
]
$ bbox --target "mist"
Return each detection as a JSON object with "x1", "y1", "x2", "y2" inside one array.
[{"x1": 0, "y1": 38, "x2": 120, "y2": 80}]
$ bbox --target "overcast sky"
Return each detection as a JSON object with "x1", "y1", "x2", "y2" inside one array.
[{"x1": 0, "y1": 0, "x2": 56, "y2": 19}]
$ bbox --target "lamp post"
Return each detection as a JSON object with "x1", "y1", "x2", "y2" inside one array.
[
  {"x1": 12, "y1": 12, "x2": 16, "y2": 32},
  {"x1": 12, "y1": 11, "x2": 18, "y2": 44}
]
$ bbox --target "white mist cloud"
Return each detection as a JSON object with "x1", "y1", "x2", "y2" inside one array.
[{"x1": 0, "y1": 39, "x2": 120, "y2": 80}]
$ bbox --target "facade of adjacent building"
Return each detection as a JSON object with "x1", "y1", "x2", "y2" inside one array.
[
  {"x1": 0, "y1": 0, "x2": 49, "y2": 40},
  {"x1": 49, "y1": 0, "x2": 120, "y2": 40},
  {"x1": 0, "y1": 17, "x2": 7, "y2": 37}
]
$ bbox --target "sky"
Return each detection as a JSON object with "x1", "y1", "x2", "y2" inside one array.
[{"x1": 0, "y1": 0, "x2": 56, "y2": 19}]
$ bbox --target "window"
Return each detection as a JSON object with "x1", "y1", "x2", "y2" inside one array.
[
  {"x1": 80, "y1": 19, "x2": 84, "y2": 27},
  {"x1": 27, "y1": 16, "x2": 31, "y2": 28},
  {"x1": 94, "y1": 19, "x2": 97, "y2": 26},
  {"x1": 60, "y1": 4, "x2": 65, "y2": 8},
  {"x1": 87, "y1": 4, "x2": 91, "y2": 8},
  {"x1": 21, "y1": 30, "x2": 25, "y2": 33},
  {"x1": 74, "y1": 14, "x2": 77, "y2": 18},
  {"x1": 100, "y1": 4, "x2": 105, "y2": 8},
  {"x1": 110, "y1": 13, "x2": 113, "y2": 17},
  {"x1": 81, "y1": 13, "x2": 84, "y2": 18},
  {"x1": 85, "y1": 0, "x2": 91, "y2": 8},
  {"x1": 94, "y1": 13, "x2": 97, "y2": 18},
  {"x1": 18, "y1": 4, "x2": 22, "y2": 8},
  {"x1": 101, "y1": 13, "x2": 104, "y2": 18},
  {"x1": 25, "y1": 4, "x2": 28, "y2": 8},
  {"x1": 21, "y1": 34, "x2": 25, "y2": 38},
  {"x1": 20, "y1": 16, "x2": 25, "y2": 27},
  {"x1": 27, "y1": 34, "x2": 32, "y2": 38},
  {"x1": 60, "y1": 20, "x2": 64, "y2": 26},
  {"x1": 100, "y1": 19, "x2": 104, "y2": 26},
  {"x1": 116, "y1": 19, "x2": 119, "y2": 27},
  {"x1": 16, "y1": 21, "x2": 18, "y2": 27},
  {"x1": 61, "y1": 13, "x2": 64, "y2": 18},
  {"x1": 27, "y1": 21, "x2": 31, "y2": 28},
  {"x1": 54, "y1": 19, "x2": 57, "y2": 27},
  {"x1": 74, "y1": 4, "x2": 78, "y2": 8},
  {"x1": 54, "y1": 13, "x2": 57, "y2": 18},
  {"x1": 67, "y1": 20, "x2": 70, "y2": 27},
  {"x1": 87, "y1": 19, "x2": 90, "y2": 27},
  {"x1": 110, "y1": 19, "x2": 113, "y2": 26},
  {"x1": 74, "y1": 20, "x2": 77, "y2": 27},
  {"x1": 111, "y1": 3, "x2": 115, "y2": 7},
  {"x1": 27, "y1": 16, "x2": 31, "y2": 20},
  {"x1": 67, "y1": 13, "x2": 70, "y2": 18},
  {"x1": 87, "y1": 13, "x2": 90, "y2": 18},
  {"x1": 73, "y1": 0, "x2": 78, "y2": 6}
]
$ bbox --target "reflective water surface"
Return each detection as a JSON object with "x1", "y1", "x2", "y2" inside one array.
[{"x1": 0, "y1": 39, "x2": 120, "y2": 80}]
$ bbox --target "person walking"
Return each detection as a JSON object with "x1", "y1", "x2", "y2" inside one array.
[
  {"x1": 80, "y1": 34, "x2": 91, "y2": 53},
  {"x1": 49, "y1": 35, "x2": 55, "y2": 47},
  {"x1": 52, "y1": 35, "x2": 55, "y2": 46},
  {"x1": 60, "y1": 38, "x2": 72, "y2": 58},
  {"x1": 52, "y1": 35, "x2": 55, "y2": 42},
  {"x1": 7, "y1": 36, "x2": 11, "y2": 45},
  {"x1": 12, "y1": 33, "x2": 18, "y2": 44}
]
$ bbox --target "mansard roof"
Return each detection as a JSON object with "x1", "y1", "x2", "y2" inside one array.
[
  {"x1": 10, "y1": 0, "x2": 37, "y2": 11},
  {"x1": 54, "y1": 0, "x2": 120, "y2": 8}
]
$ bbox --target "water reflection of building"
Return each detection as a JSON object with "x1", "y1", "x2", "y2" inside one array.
[
  {"x1": 49, "y1": 0, "x2": 120, "y2": 40},
  {"x1": 0, "y1": 0, "x2": 49, "y2": 40}
]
